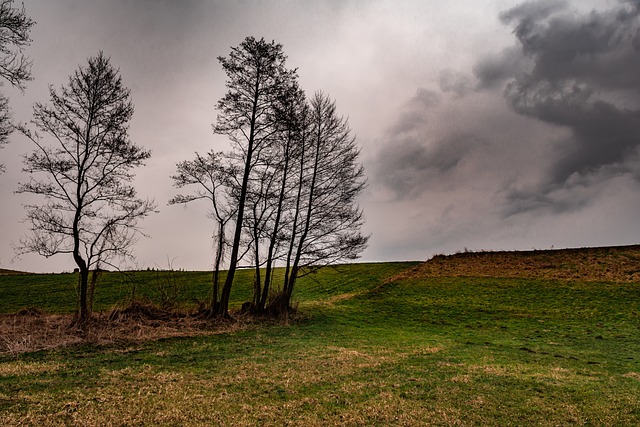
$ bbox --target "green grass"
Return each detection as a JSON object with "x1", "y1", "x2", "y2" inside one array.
[
  {"x1": 0, "y1": 269, "x2": 261, "y2": 314},
  {"x1": 1, "y1": 262, "x2": 640, "y2": 426},
  {"x1": 0, "y1": 262, "x2": 411, "y2": 313}
]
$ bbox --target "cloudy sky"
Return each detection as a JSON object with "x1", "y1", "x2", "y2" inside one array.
[{"x1": 1, "y1": 0, "x2": 639, "y2": 272}]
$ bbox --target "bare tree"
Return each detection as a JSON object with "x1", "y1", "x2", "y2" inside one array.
[
  {"x1": 169, "y1": 151, "x2": 237, "y2": 314},
  {"x1": 16, "y1": 52, "x2": 156, "y2": 324},
  {"x1": 272, "y1": 92, "x2": 369, "y2": 314},
  {"x1": 0, "y1": 0, "x2": 33, "y2": 172},
  {"x1": 253, "y1": 82, "x2": 307, "y2": 313},
  {"x1": 213, "y1": 36, "x2": 297, "y2": 317}
]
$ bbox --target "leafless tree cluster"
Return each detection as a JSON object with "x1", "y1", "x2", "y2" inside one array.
[
  {"x1": 171, "y1": 37, "x2": 368, "y2": 317},
  {"x1": 16, "y1": 34, "x2": 367, "y2": 323}
]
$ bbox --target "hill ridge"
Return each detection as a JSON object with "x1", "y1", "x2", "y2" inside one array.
[
  {"x1": 395, "y1": 244, "x2": 640, "y2": 283},
  {"x1": 0, "y1": 268, "x2": 28, "y2": 276}
]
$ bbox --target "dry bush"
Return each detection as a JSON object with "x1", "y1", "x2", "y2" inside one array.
[{"x1": 0, "y1": 309, "x2": 84, "y2": 356}]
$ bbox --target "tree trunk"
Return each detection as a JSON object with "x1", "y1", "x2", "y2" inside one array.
[
  {"x1": 283, "y1": 129, "x2": 306, "y2": 303},
  {"x1": 216, "y1": 77, "x2": 260, "y2": 318},
  {"x1": 73, "y1": 199, "x2": 89, "y2": 324},
  {"x1": 211, "y1": 267, "x2": 219, "y2": 315},
  {"x1": 283, "y1": 115, "x2": 321, "y2": 311},
  {"x1": 88, "y1": 268, "x2": 101, "y2": 316},
  {"x1": 77, "y1": 266, "x2": 89, "y2": 324},
  {"x1": 252, "y1": 227, "x2": 262, "y2": 311},
  {"x1": 210, "y1": 220, "x2": 225, "y2": 315},
  {"x1": 259, "y1": 130, "x2": 293, "y2": 313}
]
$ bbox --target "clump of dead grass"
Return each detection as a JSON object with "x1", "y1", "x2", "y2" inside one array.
[{"x1": 0, "y1": 301, "x2": 250, "y2": 356}]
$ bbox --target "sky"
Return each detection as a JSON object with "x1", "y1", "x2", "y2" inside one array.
[{"x1": 1, "y1": 0, "x2": 639, "y2": 272}]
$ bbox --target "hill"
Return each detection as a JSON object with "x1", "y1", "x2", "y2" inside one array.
[
  {"x1": 0, "y1": 268, "x2": 28, "y2": 275},
  {"x1": 395, "y1": 244, "x2": 640, "y2": 282}
]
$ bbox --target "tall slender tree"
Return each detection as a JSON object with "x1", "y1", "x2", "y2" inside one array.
[
  {"x1": 273, "y1": 92, "x2": 368, "y2": 313},
  {"x1": 213, "y1": 36, "x2": 297, "y2": 317},
  {"x1": 255, "y1": 82, "x2": 307, "y2": 313},
  {"x1": 16, "y1": 52, "x2": 156, "y2": 323}
]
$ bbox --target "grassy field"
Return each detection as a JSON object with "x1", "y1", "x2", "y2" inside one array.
[{"x1": 1, "y1": 257, "x2": 639, "y2": 426}]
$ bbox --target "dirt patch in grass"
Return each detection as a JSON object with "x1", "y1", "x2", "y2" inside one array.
[
  {"x1": 0, "y1": 302, "x2": 249, "y2": 356},
  {"x1": 393, "y1": 244, "x2": 640, "y2": 283}
]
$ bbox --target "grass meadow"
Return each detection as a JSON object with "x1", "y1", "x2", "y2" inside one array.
[{"x1": 1, "y1": 261, "x2": 639, "y2": 426}]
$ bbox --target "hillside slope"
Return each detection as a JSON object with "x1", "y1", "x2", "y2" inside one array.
[
  {"x1": 395, "y1": 245, "x2": 640, "y2": 282},
  {"x1": 0, "y1": 269, "x2": 27, "y2": 275}
]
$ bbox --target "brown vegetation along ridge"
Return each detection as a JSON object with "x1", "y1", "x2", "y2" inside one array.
[
  {"x1": 395, "y1": 245, "x2": 640, "y2": 283},
  {"x1": 0, "y1": 269, "x2": 27, "y2": 275}
]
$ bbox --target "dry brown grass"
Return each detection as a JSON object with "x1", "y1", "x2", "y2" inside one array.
[
  {"x1": 0, "y1": 343, "x2": 453, "y2": 427},
  {"x1": 392, "y1": 244, "x2": 640, "y2": 283},
  {"x1": 0, "y1": 302, "x2": 249, "y2": 356}
]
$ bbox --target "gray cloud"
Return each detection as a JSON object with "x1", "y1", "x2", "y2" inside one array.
[
  {"x1": 486, "y1": 0, "x2": 640, "y2": 213},
  {"x1": 387, "y1": 88, "x2": 440, "y2": 137},
  {"x1": 499, "y1": 0, "x2": 569, "y2": 31},
  {"x1": 473, "y1": 46, "x2": 529, "y2": 89},
  {"x1": 410, "y1": 87, "x2": 441, "y2": 109},
  {"x1": 371, "y1": 0, "x2": 640, "y2": 256},
  {"x1": 438, "y1": 69, "x2": 473, "y2": 98},
  {"x1": 373, "y1": 87, "x2": 494, "y2": 199},
  {"x1": 471, "y1": 0, "x2": 568, "y2": 90},
  {"x1": 374, "y1": 134, "x2": 479, "y2": 199},
  {"x1": 4, "y1": 0, "x2": 640, "y2": 270},
  {"x1": 479, "y1": 0, "x2": 640, "y2": 91},
  {"x1": 510, "y1": 1, "x2": 640, "y2": 90},
  {"x1": 508, "y1": 81, "x2": 640, "y2": 182}
]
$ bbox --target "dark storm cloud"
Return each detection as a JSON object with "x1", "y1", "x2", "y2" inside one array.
[
  {"x1": 473, "y1": 0, "x2": 567, "y2": 88},
  {"x1": 507, "y1": 82, "x2": 640, "y2": 185},
  {"x1": 484, "y1": 0, "x2": 640, "y2": 214},
  {"x1": 504, "y1": 0, "x2": 640, "y2": 90},
  {"x1": 374, "y1": 0, "x2": 640, "y2": 221},
  {"x1": 473, "y1": 46, "x2": 528, "y2": 89},
  {"x1": 499, "y1": 0, "x2": 569, "y2": 32},
  {"x1": 375, "y1": 134, "x2": 476, "y2": 199},
  {"x1": 375, "y1": 88, "x2": 454, "y2": 198},
  {"x1": 478, "y1": 0, "x2": 640, "y2": 91}
]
